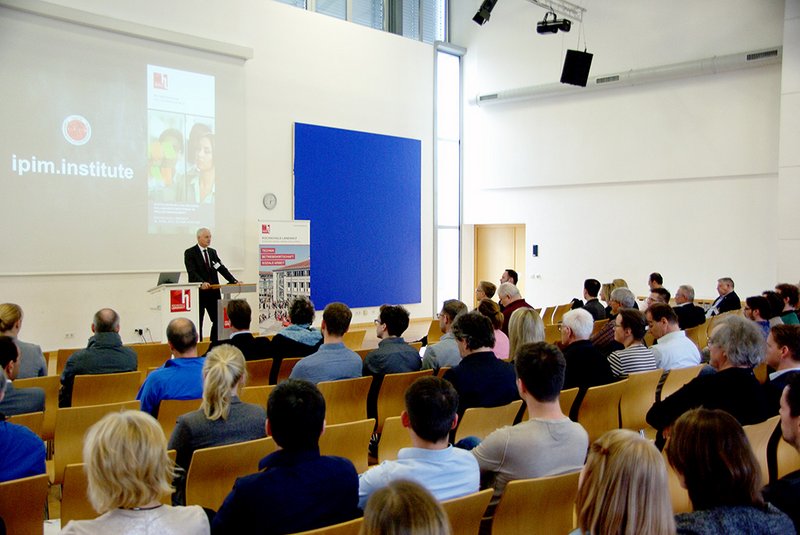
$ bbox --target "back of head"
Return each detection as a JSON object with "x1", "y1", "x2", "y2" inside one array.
[
  {"x1": 476, "y1": 299, "x2": 503, "y2": 330},
  {"x1": 746, "y1": 296, "x2": 772, "y2": 320},
  {"x1": 0, "y1": 303, "x2": 22, "y2": 333},
  {"x1": 478, "y1": 281, "x2": 497, "y2": 299},
  {"x1": 83, "y1": 410, "x2": 174, "y2": 513},
  {"x1": 562, "y1": 308, "x2": 594, "y2": 341},
  {"x1": 776, "y1": 283, "x2": 800, "y2": 307},
  {"x1": 712, "y1": 315, "x2": 764, "y2": 367},
  {"x1": 771, "y1": 324, "x2": 800, "y2": 363},
  {"x1": 719, "y1": 277, "x2": 735, "y2": 289},
  {"x1": 647, "y1": 303, "x2": 678, "y2": 325},
  {"x1": 451, "y1": 311, "x2": 495, "y2": 351},
  {"x1": 267, "y1": 379, "x2": 325, "y2": 450},
  {"x1": 618, "y1": 309, "x2": 647, "y2": 341},
  {"x1": 611, "y1": 279, "x2": 629, "y2": 290},
  {"x1": 786, "y1": 373, "x2": 800, "y2": 418},
  {"x1": 677, "y1": 285, "x2": 695, "y2": 302},
  {"x1": 600, "y1": 283, "x2": 614, "y2": 302},
  {"x1": 666, "y1": 408, "x2": 762, "y2": 511},
  {"x1": 650, "y1": 287, "x2": 671, "y2": 304},
  {"x1": 577, "y1": 429, "x2": 674, "y2": 535},
  {"x1": 202, "y1": 345, "x2": 247, "y2": 421},
  {"x1": 166, "y1": 318, "x2": 198, "y2": 354},
  {"x1": 584, "y1": 279, "x2": 601, "y2": 298},
  {"x1": 610, "y1": 287, "x2": 636, "y2": 309},
  {"x1": 497, "y1": 282, "x2": 520, "y2": 300},
  {"x1": 323, "y1": 302, "x2": 352, "y2": 337},
  {"x1": 0, "y1": 336, "x2": 18, "y2": 369},
  {"x1": 441, "y1": 299, "x2": 468, "y2": 323},
  {"x1": 649, "y1": 272, "x2": 663, "y2": 286},
  {"x1": 289, "y1": 296, "x2": 316, "y2": 325},
  {"x1": 92, "y1": 308, "x2": 119, "y2": 333},
  {"x1": 514, "y1": 342, "x2": 564, "y2": 402},
  {"x1": 404, "y1": 377, "x2": 458, "y2": 443},
  {"x1": 379, "y1": 305, "x2": 410, "y2": 337},
  {"x1": 361, "y1": 480, "x2": 451, "y2": 535},
  {"x1": 226, "y1": 299, "x2": 252, "y2": 330},
  {"x1": 505, "y1": 269, "x2": 519, "y2": 285},
  {"x1": 763, "y1": 291, "x2": 785, "y2": 319},
  {"x1": 508, "y1": 308, "x2": 544, "y2": 358}
]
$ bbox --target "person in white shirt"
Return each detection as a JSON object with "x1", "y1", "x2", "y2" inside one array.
[{"x1": 645, "y1": 303, "x2": 701, "y2": 370}]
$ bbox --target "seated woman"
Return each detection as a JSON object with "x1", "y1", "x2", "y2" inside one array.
[
  {"x1": 477, "y1": 299, "x2": 510, "y2": 360},
  {"x1": 269, "y1": 296, "x2": 323, "y2": 383},
  {"x1": 362, "y1": 479, "x2": 451, "y2": 535},
  {"x1": 168, "y1": 345, "x2": 266, "y2": 505},
  {"x1": 607, "y1": 308, "x2": 656, "y2": 376},
  {"x1": 0, "y1": 303, "x2": 47, "y2": 378},
  {"x1": 60, "y1": 410, "x2": 209, "y2": 534},
  {"x1": 666, "y1": 408, "x2": 794, "y2": 534},
  {"x1": 507, "y1": 307, "x2": 544, "y2": 361}
]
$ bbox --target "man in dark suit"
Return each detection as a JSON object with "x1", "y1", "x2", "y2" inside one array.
[
  {"x1": 207, "y1": 299, "x2": 270, "y2": 360},
  {"x1": 672, "y1": 284, "x2": 706, "y2": 330},
  {"x1": 705, "y1": 277, "x2": 741, "y2": 317},
  {"x1": 0, "y1": 336, "x2": 44, "y2": 416},
  {"x1": 763, "y1": 324, "x2": 800, "y2": 414},
  {"x1": 763, "y1": 373, "x2": 800, "y2": 532},
  {"x1": 184, "y1": 227, "x2": 238, "y2": 341},
  {"x1": 581, "y1": 278, "x2": 606, "y2": 321}
]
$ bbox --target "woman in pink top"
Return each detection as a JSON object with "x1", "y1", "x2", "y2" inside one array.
[{"x1": 477, "y1": 299, "x2": 509, "y2": 359}]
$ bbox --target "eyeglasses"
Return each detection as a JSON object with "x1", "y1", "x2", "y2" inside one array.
[{"x1": 373, "y1": 319, "x2": 381, "y2": 325}]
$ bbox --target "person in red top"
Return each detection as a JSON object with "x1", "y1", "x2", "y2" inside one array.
[{"x1": 498, "y1": 282, "x2": 533, "y2": 335}]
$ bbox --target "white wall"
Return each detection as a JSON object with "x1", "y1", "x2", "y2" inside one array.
[
  {"x1": 453, "y1": 0, "x2": 787, "y2": 304},
  {"x1": 0, "y1": 1, "x2": 434, "y2": 349}
]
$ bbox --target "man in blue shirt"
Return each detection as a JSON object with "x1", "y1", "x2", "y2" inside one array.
[
  {"x1": 137, "y1": 318, "x2": 204, "y2": 416},
  {"x1": 0, "y1": 367, "x2": 45, "y2": 482},
  {"x1": 290, "y1": 302, "x2": 362, "y2": 384},
  {"x1": 213, "y1": 379, "x2": 360, "y2": 534}
]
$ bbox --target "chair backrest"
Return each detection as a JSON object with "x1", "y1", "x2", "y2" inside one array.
[
  {"x1": 426, "y1": 318, "x2": 443, "y2": 344},
  {"x1": 276, "y1": 357, "x2": 303, "y2": 384},
  {"x1": 196, "y1": 340, "x2": 211, "y2": 356},
  {"x1": 663, "y1": 449, "x2": 692, "y2": 513},
  {"x1": 592, "y1": 318, "x2": 609, "y2": 336},
  {"x1": 776, "y1": 432, "x2": 800, "y2": 479},
  {"x1": 441, "y1": 488, "x2": 493, "y2": 535},
  {"x1": 752, "y1": 361, "x2": 768, "y2": 384},
  {"x1": 377, "y1": 415, "x2": 412, "y2": 463},
  {"x1": 743, "y1": 415, "x2": 780, "y2": 483},
  {"x1": 72, "y1": 371, "x2": 143, "y2": 407},
  {"x1": 375, "y1": 369, "x2": 433, "y2": 433},
  {"x1": 437, "y1": 366, "x2": 451, "y2": 378},
  {"x1": 454, "y1": 400, "x2": 523, "y2": 443},
  {"x1": 53, "y1": 400, "x2": 141, "y2": 485},
  {"x1": 240, "y1": 385, "x2": 274, "y2": 408},
  {"x1": 290, "y1": 517, "x2": 364, "y2": 535},
  {"x1": 131, "y1": 343, "x2": 172, "y2": 372},
  {"x1": 15, "y1": 374, "x2": 59, "y2": 441},
  {"x1": 318, "y1": 418, "x2": 375, "y2": 473},
  {"x1": 185, "y1": 436, "x2": 277, "y2": 510},
  {"x1": 684, "y1": 324, "x2": 708, "y2": 352},
  {"x1": 659, "y1": 364, "x2": 704, "y2": 401},
  {"x1": 551, "y1": 304, "x2": 573, "y2": 325},
  {"x1": 491, "y1": 471, "x2": 580, "y2": 535},
  {"x1": 6, "y1": 411, "x2": 44, "y2": 438},
  {"x1": 540, "y1": 306, "x2": 556, "y2": 325},
  {"x1": 619, "y1": 368, "x2": 664, "y2": 432},
  {"x1": 574, "y1": 379, "x2": 628, "y2": 443},
  {"x1": 0, "y1": 474, "x2": 49, "y2": 534},
  {"x1": 544, "y1": 324, "x2": 561, "y2": 345},
  {"x1": 342, "y1": 330, "x2": 366, "y2": 351},
  {"x1": 156, "y1": 398, "x2": 202, "y2": 440},
  {"x1": 245, "y1": 358, "x2": 274, "y2": 387},
  {"x1": 558, "y1": 387, "x2": 579, "y2": 418},
  {"x1": 317, "y1": 376, "x2": 372, "y2": 425},
  {"x1": 57, "y1": 347, "x2": 80, "y2": 375}
]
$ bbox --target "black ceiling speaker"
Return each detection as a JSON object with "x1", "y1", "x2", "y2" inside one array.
[{"x1": 561, "y1": 49, "x2": 593, "y2": 87}]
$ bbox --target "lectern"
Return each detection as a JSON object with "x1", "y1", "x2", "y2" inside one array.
[
  {"x1": 148, "y1": 283, "x2": 201, "y2": 342},
  {"x1": 214, "y1": 283, "x2": 258, "y2": 341}
]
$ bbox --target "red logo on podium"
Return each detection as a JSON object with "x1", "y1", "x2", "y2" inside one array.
[
  {"x1": 223, "y1": 307, "x2": 231, "y2": 329},
  {"x1": 170, "y1": 289, "x2": 191, "y2": 312}
]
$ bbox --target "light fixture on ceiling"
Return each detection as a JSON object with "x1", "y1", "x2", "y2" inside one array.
[
  {"x1": 473, "y1": 0, "x2": 499, "y2": 26},
  {"x1": 536, "y1": 11, "x2": 571, "y2": 34}
]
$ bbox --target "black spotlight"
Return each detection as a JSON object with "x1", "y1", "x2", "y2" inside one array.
[
  {"x1": 536, "y1": 11, "x2": 571, "y2": 34},
  {"x1": 473, "y1": 0, "x2": 499, "y2": 26}
]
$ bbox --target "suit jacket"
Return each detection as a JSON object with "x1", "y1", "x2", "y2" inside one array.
[
  {"x1": 673, "y1": 303, "x2": 706, "y2": 330},
  {"x1": 208, "y1": 332, "x2": 271, "y2": 361},
  {"x1": 442, "y1": 351, "x2": 519, "y2": 415},
  {"x1": 582, "y1": 299, "x2": 607, "y2": 321},
  {"x1": 0, "y1": 383, "x2": 45, "y2": 417},
  {"x1": 764, "y1": 369, "x2": 800, "y2": 416},
  {"x1": 710, "y1": 291, "x2": 741, "y2": 315},
  {"x1": 184, "y1": 244, "x2": 236, "y2": 298}
]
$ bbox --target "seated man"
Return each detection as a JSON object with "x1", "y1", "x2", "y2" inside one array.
[
  {"x1": 591, "y1": 287, "x2": 634, "y2": 357},
  {"x1": 763, "y1": 325, "x2": 800, "y2": 414},
  {"x1": 706, "y1": 277, "x2": 741, "y2": 317},
  {"x1": 744, "y1": 295, "x2": 773, "y2": 339},
  {"x1": 0, "y1": 369, "x2": 45, "y2": 482},
  {"x1": 290, "y1": 302, "x2": 362, "y2": 384},
  {"x1": 498, "y1": 283, "x2": 533, "y2": 334},
  {"x1": 672, "y1": 285, "x2": 706, "y2": 330},
  {"x1": 443, "y1": 312, "x2": 518, "y2": 415},
  {"x1": 645, "y1": 287, "x2": 671, "y2": 310},
  {"x1": 763, "y1": 373, "x2": 800, "y2": 532},
  {"x1": 213, "y1": 379, "x2": 359, "y2": 534},
  {"x1": 207, "y1": 299, "x2": 270, "y2": 360},
  {"x1": 580, "y1": 279, "x2": 606, "y2": 321},
  {"x1": 421, "y1": 299, "x2": 468, "y2": 373},
  {"x1": 646, "y1": 304, "x2": 701, "y2": 371},
  {"x1": 560, "y1": 309, "x2": 615, "y2": 391},
  {"x1": 137, "y1": 318, "x2": 204, "y2": 416},
  {"x1": 358, "y1": 376, "x2": 479, "y2": 508},
  {"x1": 0, "y1": 336, "x2": 44, "y2": 416},
  {"x1": 648, "y1": 272, "x2": 664, "y2": 290},
  {"x1": 472, "y1": 342, "x2": 587, "y2": 504},
  {"x1": 59, "y1": 308, "x2": 138, "y2": 407},
  {"x1": 269, "y1": 296, "x2": 324, "y2": 383},
  {"x1": 775, "y1": 283, "x2": 800, "y2": 325}
]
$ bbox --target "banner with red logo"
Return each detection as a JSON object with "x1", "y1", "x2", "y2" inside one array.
[{"x1": 170, "y1": 289, "x2": 191, "y2": 312}]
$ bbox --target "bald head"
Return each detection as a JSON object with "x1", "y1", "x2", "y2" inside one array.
[
  {"x1": 92, "y1": 308, "x2": 120, "y2": 333},
  {"x1": 166, "y1": 317, "x2": 198, "y2": 356}
]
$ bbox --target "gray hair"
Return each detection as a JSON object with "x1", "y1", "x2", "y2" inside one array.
[
  {"x1": 677, "y1": 285, "x2": 695, "y2": 302},
  {"x1": 718, "y1": 277, "x2": 735, "y2": 288},
  {"x1": 93, "y1": 308, "x2": 120, "y2": 333},
  {"x1": 562, "y1": 308, "x2": 594, "y2": 340},
  {"x1": 498, "y1": 282, "x2": 521, "y2": 299},
  {"x1": 196, "y1": 227, "x2": 210, "y2": 237},
  {"x1": 711, "y1": 315, "x2": 764, "y2": 367},
  {"x1": 610, "y1": 287, "x2": 636, "y2": 308}
]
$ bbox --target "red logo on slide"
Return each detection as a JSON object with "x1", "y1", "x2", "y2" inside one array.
[
  {"x1": 153, "y1": 72, "x2": 168, "y2": 90},
  {"x1": 170, "y1": 289, "x2": 191, "y2": 312},
  {"x1": 262, "y1": 224, "x2": 271, "y2": 234},
  {"x1": 62, "y1": 115, "x2": 92, "y2": 146}
]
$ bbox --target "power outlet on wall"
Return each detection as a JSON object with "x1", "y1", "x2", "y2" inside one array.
[{"x1": 134, "y1": 328, "x2": 144, "y2": 336}]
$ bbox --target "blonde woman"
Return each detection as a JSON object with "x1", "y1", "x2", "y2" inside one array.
[
  {"x1": 0, "y1": 303, "x2": 47, "y2": 378},
  {"x1": 508, "y1": 308, "x2": 544, "y2": 360},
  {"x1": 361, "y1": 480, "x2": 451, "y2": 535},
  {"x1": 168, "y1": 345, "x2": 266, "y2": 504},
  {"x1": 60, "y1": 410, "x2": 209, "y2": 534},
  {"x1": 573, "y1": 429, "x2": 675, "y2": 535}
]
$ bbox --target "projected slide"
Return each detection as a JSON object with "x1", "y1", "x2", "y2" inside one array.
[{"x1": 147, "y1": 65, "x2": 216, "y2": 233}]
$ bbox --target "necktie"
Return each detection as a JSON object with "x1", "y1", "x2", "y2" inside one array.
[{"x1": 203, "y1": 249, "x2": 210, "y2": 269}]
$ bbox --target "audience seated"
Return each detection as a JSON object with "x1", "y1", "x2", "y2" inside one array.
[
  {"x1": 364, "y1": 305, "x2": 421, "y2": 377},
  {"x1": 137, "y1": 318, "x2": 205, "y2": 416},
  {"x1": 0, "y1": 303, "x2": 46, "y2": 378},
  {"x1": 607, "y1": 308, "x2": 656, "y2": 377},
  {"x1": 706, "y1": 277, "x2": 741, "y2": 317},
  {"x1": 472, "y1": 342, "x2": 587, "y2": 504},
  {"x1": 476, "y1": 299, "x2": 509, "y2": 360},
  {"x1": 497, "y1": 283, "x2": 533, "y2": 334},
  {"x1": 745, "y1": 296, "x2": 774, "y2": 339},
  {"x1": 648, "y1": 272, "x2": 664, "y2": 291},
  {"x1": 213, "y1": 379, "x2": 360, "y2": 534},
  {"x1": 421, "y1": 300, "x2": 468, "y2": 373},
  {"x1": 0, "y1": 369, "x2": 45, "y2": 483},
  {"x1": 763, "y1": 290, "x2": 787, "y2": 327},
  {"x1": 775, "y1": 283, "x2": 800, "y2": 325},
  {"x1": 442, "y1": 312, "x2": 518, "y2": 415},
  {"x1": 269, "y1": 296, "x2": 323, "y2": 383},
  {"x1": 358, "y1": 376, "x2": 479, "y2": 508},
  {"x1": 646, "y1": 287, "x2": 671, "y2": 310},
  {"x1": 560, "y1": 309, "x2": 615, "y2": 390},
  {"x1": 206, "y1": 299, "x2": 270, "y2": 360},
  {"x1": 591, "y1": 287, "x2": 633, "y2": 356},
  {"x1": 507, "y1": 308, "x2": 544, "y2": 363},
  {"x1": 475, "y1": 281, "x2": 496, "y2": 302},
  {"x1": 645, "y1": 304, "x2": 701, "y2": 371},
  {"x1": 362, "y1": 480, "x2": 451, "y2": 535},
  {"x1": 672, "y1": 284, "x2": 706, "y2": 330},
  {"x1": 60, "y1": 410, "x2": 209, "y2": 534},
  {"x1": 168, "y1": 345, "x2": 266, "y2": 505},
  {"x1": 572, "y1": 429, "x2": 674, "y2": 535},
  {"x1": 580, "y1": 279, "x2": 606, "y2": 321},
  {"x1": 290, "y1": 302, "x2": 362, "y2": 384},
  {"x1": 59, "y1": 308, "x2": 138, "y2": 407},
  {"x1": 0, "y1": 336, "x2": 44, "y2": 417},
  {"x1": 763, "y1": 324, "x2": 800, "y2": 414},
  {"x1": 647, "y1": 315, "x2": 768, "y2": 439},
  {"x1": 666, "y1": 408, "x2": 794, "y2": 534},
  {"x1": 763, "y1": 373, "x2": 800, "y2": 532}
]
